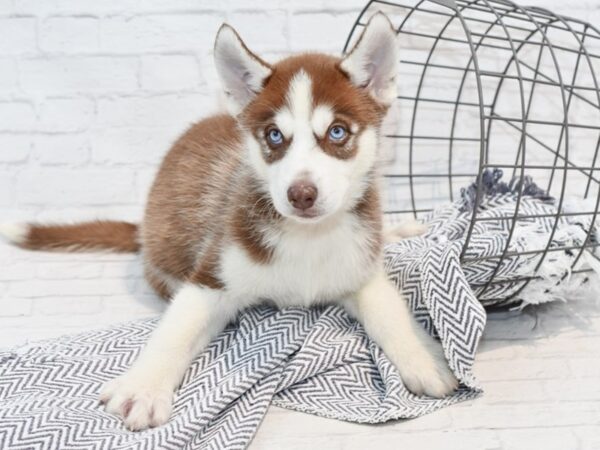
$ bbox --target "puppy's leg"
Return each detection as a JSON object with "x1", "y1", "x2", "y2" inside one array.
[
  {"x1": 384, "y1": 218, "x2": 428, "y2": 243},
  {"x1": 345, "y1": 270, "x2": 458, "y2": 397},
  {"x1": 100, "y1": 283, "x2": 237, "y2": 430}
]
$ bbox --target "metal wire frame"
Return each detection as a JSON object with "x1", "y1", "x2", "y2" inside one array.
[{"x1": 344, "y1": 0, "x2": 600, "y2": 302}]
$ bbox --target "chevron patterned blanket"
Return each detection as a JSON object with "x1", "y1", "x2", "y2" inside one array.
[{"x1": 0, "y1": 170, "x2": 597, "y2": 449}]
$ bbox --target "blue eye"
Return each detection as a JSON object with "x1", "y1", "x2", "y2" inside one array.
[
  {"x1": 328, "y1": 125, "x2": 347, "y2": 141},
  {"x1": 266, "y1": 128, "x2": 283, "y2": 146}
]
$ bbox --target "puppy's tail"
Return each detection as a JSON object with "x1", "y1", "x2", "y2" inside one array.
[{"x1": 0, "y1": 221, "x2": 140, "y2": 253}]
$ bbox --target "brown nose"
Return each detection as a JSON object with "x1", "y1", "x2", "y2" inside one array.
[{"x1": 287, "y1": 181, "x2": 318, "y2": 210}]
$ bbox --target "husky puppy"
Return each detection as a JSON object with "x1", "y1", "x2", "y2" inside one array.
[{"x1": 0, "y1": 13, "x2": 457, "y2": 430}]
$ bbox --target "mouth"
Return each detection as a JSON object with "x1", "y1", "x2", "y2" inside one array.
[{"x1": 290, "y1": 207, "x2": 324, "y2": 222}]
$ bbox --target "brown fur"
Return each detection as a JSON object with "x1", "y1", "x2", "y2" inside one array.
[
  {"x1": 144, "y1": 267, "x2": 173, "y2": 300},
  {"x1": 20, "y1": 221, "x2": 139, "y2": 252},
  {"x1": 354, "y1": 182, "x2": 383, "y2": 261},
  {"x1": 229, "y1": 178, "x2": 280, "y2": 265},
  {"x1": 141, "y1": 114, "x2": 245, "y2": 296}
]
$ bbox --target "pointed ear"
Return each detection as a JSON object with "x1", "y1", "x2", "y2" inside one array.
[
  {"x1": 340, "y1": 12, "x2": 398, "y2": 106},
  {"x1": 214, "y1": 24, "x2": 273, "y2": 114}
]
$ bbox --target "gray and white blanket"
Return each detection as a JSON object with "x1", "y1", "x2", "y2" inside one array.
[{"x1": 0, "y1": 170, "x2": 597, "y2": 449}]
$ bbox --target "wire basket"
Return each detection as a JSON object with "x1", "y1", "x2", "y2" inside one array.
[{"x1": 345, "y1": 0, "x2": 600, "y2": 302}]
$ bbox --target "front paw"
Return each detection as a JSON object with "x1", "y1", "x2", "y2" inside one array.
[
  {"x1": 99, "y1": 371, "x2": 174, "y2": 431},
  {"x1": 395, "y1": 338, "x2": 458, "y2": 398}
]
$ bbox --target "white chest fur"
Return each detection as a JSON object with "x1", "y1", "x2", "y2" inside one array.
[{"x1": 220, "y1": 214, "x2": 379, "y2": 307}]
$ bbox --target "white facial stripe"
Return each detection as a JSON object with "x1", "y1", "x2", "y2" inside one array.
[
  {"x1": 282, "y1": 71, "x2": 317, "y2": 186},
  {"x1": 272, "y1": 70, "x2": 314, "y2": 140},
  {"x1": 287, "y1": 70, "x2": 313, "y2": 122},
  {"x1": 311, "y1": 104, "x2": 334, "y2": 137}
]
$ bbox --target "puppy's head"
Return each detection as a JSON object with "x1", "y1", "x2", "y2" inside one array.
[{"x1": 214, "y1": 13, "x2": 398, "y2": 223}]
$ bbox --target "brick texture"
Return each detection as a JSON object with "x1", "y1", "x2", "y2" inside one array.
[{"x1": 0, "y1": 1, "x2": 599, "y2": 448}]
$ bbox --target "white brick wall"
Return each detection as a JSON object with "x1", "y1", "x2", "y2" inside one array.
[{"x1": 1, "y1": 1, "x2": 600, "y2": 447}]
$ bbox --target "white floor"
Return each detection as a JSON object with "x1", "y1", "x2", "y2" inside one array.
[{"x1": 1, "y1": 242, "x2": 599, "y2": 450}]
